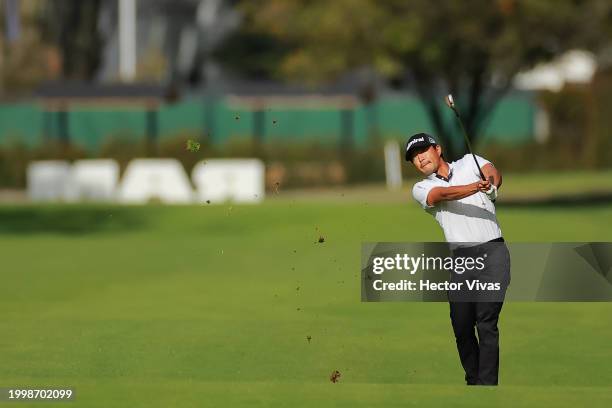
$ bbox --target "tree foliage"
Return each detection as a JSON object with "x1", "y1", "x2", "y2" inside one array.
[
  {"x1": 240, "y1": 0, "x2": 612, "y2": 158},
  {"x1": 42, "y1": 0, "x2": 104, "y2": 80}
]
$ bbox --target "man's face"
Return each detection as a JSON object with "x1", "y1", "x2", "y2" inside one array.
[{"x1": 410, "y1": 145, "x2": 442, "y2": 176}]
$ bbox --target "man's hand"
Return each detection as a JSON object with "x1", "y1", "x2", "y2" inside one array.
[
  {"x1": 476, "y1": 179, "x2": 498, "y2": 201},
  {"x1": 476, "y1": 180, "x2": 491, "y2": 192}
]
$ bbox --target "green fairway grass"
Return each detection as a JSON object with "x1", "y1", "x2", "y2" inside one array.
[{"x1": 1, "y1": 201, "x2": 611, "y2": 407}]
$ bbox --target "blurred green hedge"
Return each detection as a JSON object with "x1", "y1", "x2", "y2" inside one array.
[
  {"x1": 1, "y1": 132, "x2": 608, "y2": 191},
  {"x1": 1, "y1": 72, "x2": 610, "y2": 189}
]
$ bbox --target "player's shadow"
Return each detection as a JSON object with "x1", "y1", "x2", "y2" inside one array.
[{"x1": 0, "y1": 206, "x2": 147, "y2": 235}]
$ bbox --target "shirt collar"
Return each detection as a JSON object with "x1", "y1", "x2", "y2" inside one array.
[
  {"x1": 434, "y1": 169, "x2": 453, "y2": 182},
  {"x1": 428, "y1": 164, "x2": 453, "y2": 182}
]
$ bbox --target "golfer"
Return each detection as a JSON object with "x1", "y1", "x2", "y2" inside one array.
[{"x1": 405, "y1": 132, "x2": 510, "y2": 386}]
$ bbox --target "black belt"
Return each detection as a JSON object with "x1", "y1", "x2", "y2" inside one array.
[{"x1": 453, "y1": 237, "x2": 505, "y2": 256}]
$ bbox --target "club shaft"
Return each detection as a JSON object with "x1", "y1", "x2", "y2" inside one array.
[{"x1": 451, "y1": 108, "x2": 486, "y2": 181}]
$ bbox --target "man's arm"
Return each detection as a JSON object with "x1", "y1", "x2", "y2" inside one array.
[
  {"x1": 426, "y1": 180, "x2": 491, "y2": 206},
  {"x1": 482, "y1": 163, "x2": 502, "y2": 189}
]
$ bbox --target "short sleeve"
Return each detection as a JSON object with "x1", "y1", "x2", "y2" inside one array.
[
  {"x1": 467, "y1": 154, "x2": 491, "y2": 178},
  {"x1": 412, "y1": 181, "x2": 435, "y2": 209}
]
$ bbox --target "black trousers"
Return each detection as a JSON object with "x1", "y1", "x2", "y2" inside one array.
[
  {"x1": 449, "y1": 301, "x2": 504, "y2": 385},
  {"x1": 448, "y1": 238, "x2": 510, "y2": 386}
]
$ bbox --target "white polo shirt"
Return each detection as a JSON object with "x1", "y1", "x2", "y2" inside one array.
[{"x1": 412, "y1": 154, "x2": 502, "y2": 244}]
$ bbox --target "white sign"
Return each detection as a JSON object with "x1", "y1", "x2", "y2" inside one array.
[
  {"x1": 192, "y1": 159, "x2": 265, "y2": 204},
  {"x1": 117, "y1": 159, "x2": 194, "y2": 204},
  {"x1": 65, "y1": 159, "x2": 119, "y2": 202},
  {"x1": 27, "y1": 161, "x2": 71, "y2": 202}
]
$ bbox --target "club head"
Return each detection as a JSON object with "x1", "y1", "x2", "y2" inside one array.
[{"x1": 444, "y1": 94, "x2": 455, "y2": 109}]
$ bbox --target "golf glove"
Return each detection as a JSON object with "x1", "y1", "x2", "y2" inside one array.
[{"x1": 485, "y1": 185, "x2": 498, "y2": 201}]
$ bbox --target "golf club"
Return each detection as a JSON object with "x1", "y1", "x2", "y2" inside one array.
[{"x1": 444, "y1": 94, "x2": 490, "y2": 184}]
